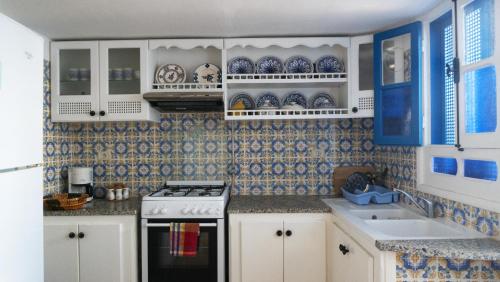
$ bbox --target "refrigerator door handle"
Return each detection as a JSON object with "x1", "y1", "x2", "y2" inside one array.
[{"x1": 0, "y1": 163, "x2": 42, "y2": 174}]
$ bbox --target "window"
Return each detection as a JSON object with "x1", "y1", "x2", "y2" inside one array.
[
  {"x1": 421, "y1": 0, "x2": 500, "y2": 212},
  {"x1": 464, "y1": 159, "x2": 498, "y2": 181},
  {"x1": 463, "y1": 0, "x2": 494, "y2": 64},
  {"x1": 464, "y1": 66, "x2": 497, "y2": 133},
  {"x1": 430, "y1": 11, "x2": 456, "y2": 145},
  {"x1": 432, "y1": 157, "x2": 458, "y2": 175}
]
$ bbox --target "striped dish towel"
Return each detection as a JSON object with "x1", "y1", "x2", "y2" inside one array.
[{"x1": 169, "y1": 223, "x2": 200, "y2": 257}]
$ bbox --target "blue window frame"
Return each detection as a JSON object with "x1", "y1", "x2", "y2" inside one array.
[
  {"x1": 430, "y1": 11, "x2": 456, "y2": 145},
  {"x1": 374, "y1": 22, "x2": 423, "y2": 146}
]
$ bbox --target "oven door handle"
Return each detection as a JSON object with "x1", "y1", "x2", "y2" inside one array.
[{"x1": 144, "y1": 223, "x2": 217, "y2": 227}]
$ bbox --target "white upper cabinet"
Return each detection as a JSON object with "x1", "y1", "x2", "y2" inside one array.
[
  {"x1": 51, "y1": 41, "x2": 100, "y2": 122},
  {"x1": 350, "y1": 35, "x2": 375, "y2": 117},
  {"x1": 51, "y1": 40, "x2": 160, "y2": 122},
  {"x1": 51, "y1": 37, "x2": 375, "y2": 121}
]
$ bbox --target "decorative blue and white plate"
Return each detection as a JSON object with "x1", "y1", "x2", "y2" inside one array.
[
  {"x1": 310, "y1": 92, "x2": 336, "y2": 109},
  {"x1": 155, "y1": 64, "x2": 186, "y2": 84},
  {"x1": 255, "y1": 56, "x2": 284, "y2": 74},
  {"x1": 315, "y1": 55, "x2": 345, "y2": 73},
  {"x1": 228, "y1": 57, "x2": 254, "y2": 74},
  {"x1": 285, "y1": 56, "x2": 313, "y2": 73},
  {"x1": 256, "y1": 92, "x2": 281, "y2": 108},
  {"x1": 283, "y1": 91, "x2": 308, "y2": 108},
  {"x1": 193, "y1": 63, "x2": 222, "y2": 83},
  {"x1": 230, "y1": 92, "x2": 256, "y2": 110}
]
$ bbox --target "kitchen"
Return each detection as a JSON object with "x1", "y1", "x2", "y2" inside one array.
[{"x1": 0, "y1": 0, "x2": 499, "y2": 281}]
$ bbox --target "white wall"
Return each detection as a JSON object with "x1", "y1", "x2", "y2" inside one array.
[{"x1": 0, "y1": 12, "x2": 44, "y2": 282}]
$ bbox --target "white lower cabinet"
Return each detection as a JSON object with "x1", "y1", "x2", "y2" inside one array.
[
  {"x1": 44, "y1": 215, "x2": 137, "y2": 282},
  {"x1": 328, "y1": 222, "x2": 374, "y2": 282},
  {"x1": 230, "y1": 214, "x2": 326, "y2": 282}
]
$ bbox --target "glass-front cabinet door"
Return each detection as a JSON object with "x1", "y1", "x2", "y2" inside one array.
[
  {"x1": 374, "y1": 22, "x2": 423, "y2": 145},
  {"x1": 51, "y1": 41, "x2": 100, "y2": 122},
  {"x1": 350, "y1": 35, "x2": 374, "y2": 117},
  {"x1": 99, "y1": 40, "x2": 148, "y2": 121}
]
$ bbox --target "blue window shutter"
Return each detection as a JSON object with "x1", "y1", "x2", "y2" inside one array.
[
  {"x1": 430, "y1": 11, "x2": 456, "y2": 145},
  {"x1": 374, "y1": 22, "x2": 423, "y2": 146}
]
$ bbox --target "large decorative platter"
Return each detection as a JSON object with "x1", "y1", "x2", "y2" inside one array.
[
  {"x1": 284, "y1": 56, "x2": 313, "y2": 73},
  {"x1": 282, "y1": 91, "x2": 308, "y2": 108},
  {"x1": 155, "y1": 64, "x2": 186, "y2": 83},
  {"x1": 310, "y1": 92, "x2": 336, "y2": 109},
  {"x1": 255, "y1": 56, "x2": 284, "y2": 74},
  {"x1": 228, "y1": 57, "x2": 254, "y2": 74},
  {"x1": 315, "y1": 55, "x2": 345, "y2": 73},
  {"x1": 230, "y1": 92, "x2": 256, "y2": 110},
  {"x1": 193, "y1": 63, "x2": 222, "y2": 83},
  {"x1": 256, "y1": 92, "x2": 281, "y2": 109}
]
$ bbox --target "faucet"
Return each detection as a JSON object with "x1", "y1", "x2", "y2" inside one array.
[{"x1": 393, "y1": 182, "x2": 435, "y2": 218}]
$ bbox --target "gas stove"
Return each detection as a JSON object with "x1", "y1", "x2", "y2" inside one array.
[
  {"x1": 141, "y1": 180, "x2": 229, "y2": 219},
  {"x1": 141, "y1": 180, "x2": 229, "y2": 282}
]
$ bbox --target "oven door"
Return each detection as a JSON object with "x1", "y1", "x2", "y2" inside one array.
[{"x1": 142, "y1": 218, "x2": 223, "y2": 282}]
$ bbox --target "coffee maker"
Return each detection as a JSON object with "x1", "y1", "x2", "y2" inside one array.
[{"x1": 68, "y1": 167, "x2": 94, "y2": 201}]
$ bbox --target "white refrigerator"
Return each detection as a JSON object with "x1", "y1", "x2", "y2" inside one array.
[{"x1": 0, "y1": 13, "x2": 44, "y2": 282}]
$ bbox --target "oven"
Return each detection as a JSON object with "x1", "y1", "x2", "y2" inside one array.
[{"x1": 141, "y1": 217, "x2": 225, "y2": 282}]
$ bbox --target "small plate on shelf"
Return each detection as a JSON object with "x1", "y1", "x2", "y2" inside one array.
[
  {"x1": 155, "y1": 64, "x2": 186, "y2": 84},
  {"x1": 256, "y1": 92, "x2": 281, "y2": 109},
  {"x1": 228, "y1": 57, "x2": 254, "y2": 74},
  {"x1": 255, "y1": 56, "x2": 284, "y2": 74},
  {"x1": 282, "y1": 91, "x2": 308, "y2": 108},
  {"x1": 193, "y1": 63, "x2": 222, "y2": 83},
  {"x1": 230, "y1": 92, "x2": 256, "y2": 110},
  {"x1": 285, "y1": 56, "x2": 313, "y2": 73},
  {"x1": 310, "y1": 92, "x2": 336, "y2": 109},
  {"x1": 315, "y1": 55, "x2": 345, "y2": 73}
]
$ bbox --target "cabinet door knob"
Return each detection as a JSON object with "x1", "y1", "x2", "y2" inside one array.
[
  {"x1": 89, "y1": 110, "x2": 96, "y2": 116},
  {"x1": 68, "y1": 232, "x2": 76, "y2": 239},
  {"x1": 339, "y1": 244, "x2": 349, "y2": 255},
  {"x1": 276, "y1": 230, "x2": 283, "y2": 237},
  {"x1": 78, "y1": 232, "x2": 85, "y2": 239},
  {"x1": 99, "y1": 110, "x2": 106, "y2": 116},
  {"x1": 285, "y1": 230, "x2": 292, "y2": 237}
]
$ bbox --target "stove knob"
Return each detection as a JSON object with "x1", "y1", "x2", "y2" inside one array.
[
  {"x1": 160, "y1": 208, "x2": 168, "y2": 215},
  {"x1": 191, "y1": 207, "x2": 198, "y2": 214},
  {"x1": 181, "y1": 207, "x2": 190, "y2": 215},
  {"x1": 200, "y1": 208, "x2": 208, "y2": 214},
  {"x1": 208, "y1": 208, "x2": 216, "y2": 215},
  {"x1": 151, "y1": 208, "x2": 160, "y2": 215},
  {"x1": 203, "y1": 208, "x2": 211, "y2": 215}
]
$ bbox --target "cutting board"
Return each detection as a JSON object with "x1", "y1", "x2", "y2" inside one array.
[{"x1": 332, "y1": 166, "x2": 375, "y2": 196}]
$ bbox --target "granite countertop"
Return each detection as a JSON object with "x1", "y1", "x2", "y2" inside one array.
[
  {"x1": 375, "y1": 238, "x2": 500, "y2": 260},
  {"x1": 227, "y1": 195, "x2": 332, "y2": 214},
  {"x1": 44, "y1": 197, "x2": 140, "y2": 216}
]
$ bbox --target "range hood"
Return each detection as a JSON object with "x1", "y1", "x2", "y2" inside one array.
[{"x1": 143, "y1": 92, "x2": 224, "y2": 112}]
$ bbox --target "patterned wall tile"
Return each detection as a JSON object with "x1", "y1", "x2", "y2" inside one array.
[{"x1": 396, "y1": 253, "x2": 500, "y2": 282}]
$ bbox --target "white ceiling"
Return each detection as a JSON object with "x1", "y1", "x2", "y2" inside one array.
[{"x1": 0, "y1": 0, "x2": 441, "y2": 40}]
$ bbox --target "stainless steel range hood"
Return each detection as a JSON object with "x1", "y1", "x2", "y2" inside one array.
[{"x1": 143, "y1": 92, "x2": 224, "y2": 112}]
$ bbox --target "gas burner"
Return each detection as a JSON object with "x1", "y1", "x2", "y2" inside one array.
[{"x1": 148, "y1": 182, "x2": 226, "y2": 198}]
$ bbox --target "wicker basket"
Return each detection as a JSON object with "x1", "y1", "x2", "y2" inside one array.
[{"x1": 44, "y1": 193, "x2": 89, "y2": 210}]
